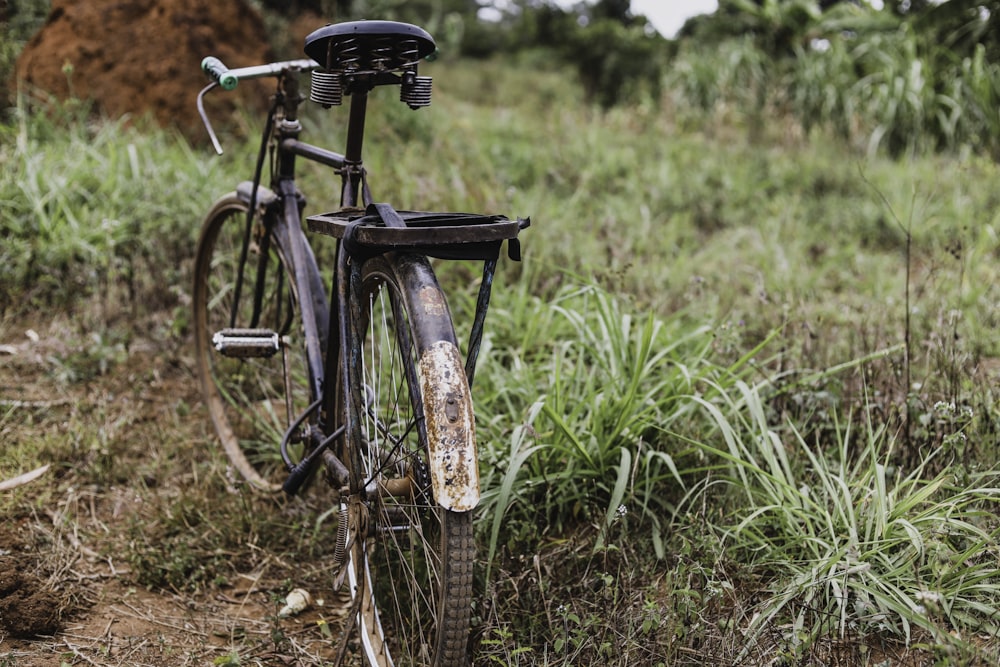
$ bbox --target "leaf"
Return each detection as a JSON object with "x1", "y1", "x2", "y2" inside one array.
[
  {"x1": 0, "y1": 464, "x2": 51, "y2": 491},
  {"x1": 596, "y1": 447, "x2": 632, "y2": 551}
]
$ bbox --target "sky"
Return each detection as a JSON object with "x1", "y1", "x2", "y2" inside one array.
[
  {"x1": 483, "y1": 2, "x2": 721, "y2": 39},
  {"x1": 630, "y1": 0, "x2": 719, "y2": 38}
]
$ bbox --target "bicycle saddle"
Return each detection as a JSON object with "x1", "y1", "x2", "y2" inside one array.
[{"x1": 304, "y1": 20, "x2": 436, "y2": 72}]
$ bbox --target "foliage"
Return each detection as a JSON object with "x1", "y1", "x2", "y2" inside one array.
[
  {"x1": 679, "y1": 379, "x2": 1000, "y2": 657},
  {"x1": 790, "y1": 22, "x2": 1000, "y2": 157},
  {"x1": 561, "y1": 16, "x2": 668, "y2": 108},
  {"x1": 0, "y1": 98, "x2": 226, "y2": 314},
  {"x1": 713, "y1": 0, "x2": 822, "y2": 56},
  {"x1": 0, "y1": 0, "x2": 50, "y2": 118},
  {"x1": 672, "y1": 0, "x2": 1000, "y2": 159},
  {"x1": 473, "y1": 282, "x2": 721, "y2": 568}
]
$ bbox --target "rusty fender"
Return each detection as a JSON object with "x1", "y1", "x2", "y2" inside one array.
[{"x1": 419, "y1": 340, "x2": 479, "y2": 512}]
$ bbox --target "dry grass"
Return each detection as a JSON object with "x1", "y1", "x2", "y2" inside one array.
[{"x1": 0, "y1": 310, "x2": 361, "y2": 665}]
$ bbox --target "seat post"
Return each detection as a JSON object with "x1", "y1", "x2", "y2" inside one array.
[{"x1": 341, "y1": 89, "x2": 369, "y2": 208}]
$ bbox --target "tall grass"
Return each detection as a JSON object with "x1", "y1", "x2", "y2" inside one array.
[
  {"x1": 676, "y1": 378, "x2": 1000, "y2": 658},
  {"x1": 671, "y1": 22, "x2": 1000, "y2": 158},
  {"x1": 0, "y1": 99, "x2": 234, "y2": 316},
  {"x1": 469, "y1": 281, "x2": 722, "y2": 568}
]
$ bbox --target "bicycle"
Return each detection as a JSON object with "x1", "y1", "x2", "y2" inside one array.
[{"x1": 192, "y1": 19, "x2": 528, "y2": 667}]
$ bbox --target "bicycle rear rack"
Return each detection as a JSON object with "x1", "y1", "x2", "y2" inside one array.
[{"x1": 307, "y1": 206, "x2": 528, "y2": 261}]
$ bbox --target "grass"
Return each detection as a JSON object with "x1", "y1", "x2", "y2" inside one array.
[
  {"x1": 680, "y1": 379, "x2": 1000, "y2": 658},
  {"x1": 472, "y1": 282, "x2": 717, "y2": 567},
  {"x1": 0, "y1": 98, "x2": 228, "y2": 318},
  {"x1": 3, "y1": 53, "x2": 1000, "y2": 664}
]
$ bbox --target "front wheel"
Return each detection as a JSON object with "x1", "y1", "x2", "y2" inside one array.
[
  {"x1": 192, "y1": 193, "x2": 321, "y2": 492},
  {"x1": 344, "y1": 252, "x2": 476, "y2": 666}
]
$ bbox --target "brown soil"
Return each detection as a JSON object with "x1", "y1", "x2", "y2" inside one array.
[
  {"x1": 0, "y1": 313, "x2": 354, "y2": 665},
  {"x1": 0, "y1": 313, "x2": 960, "y2": 666},
  {"x1": 0, "y1": 530, "x2": 64, "y2": 639},
  {"x1": 14, "y1": 0, "x2": 281, "y2": 138}
]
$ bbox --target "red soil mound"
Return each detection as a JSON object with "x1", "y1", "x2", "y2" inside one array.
[{"x1": 14, "y1": 0, "x2": 280, "y2": 137}]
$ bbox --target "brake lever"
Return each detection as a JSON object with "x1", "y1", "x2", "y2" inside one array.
[{"x1": 196, "y1": 82, "x2": 224, "y2": 155}]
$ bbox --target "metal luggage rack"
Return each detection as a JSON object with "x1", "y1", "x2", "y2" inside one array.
[{"x1": 307, "y1": 204, "x2": 529, "y2": 260}]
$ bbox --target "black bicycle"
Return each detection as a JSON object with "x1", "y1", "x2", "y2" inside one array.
[{"x1": 192, "y1": 20, "x2": 527, "y2": 666}]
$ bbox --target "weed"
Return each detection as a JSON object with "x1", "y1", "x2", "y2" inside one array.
[
  {"x1": 679, "y1": 378, "x2": 1000, "y2": 660},
  {"x1": 213, "y1": 651, "x2": 241, "y2": 666},
  {"x1": 475, "y1": 282, "x2": 717, "y2": 567}
]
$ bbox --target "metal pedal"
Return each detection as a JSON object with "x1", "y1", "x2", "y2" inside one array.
[
  {"x1": 212, "y1": 328, "x2": 281, "y2": 358},
  {"x1": 377, "y1": 505, "x2": 413, "y2": 548}
]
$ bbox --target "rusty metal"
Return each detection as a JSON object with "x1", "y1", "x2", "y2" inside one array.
[
  {"x1": 379, "y1": 476, "x2": 413, "y2": 499},
  {"x1": 465, "y1": 258, "x2": 497, "y2": 387},
  {"x1": 309, "y1": 209, "x2": 521, "y2": 246},
  {"x1": 419, "y1": 341, "x2": 479, "y2": 511}
]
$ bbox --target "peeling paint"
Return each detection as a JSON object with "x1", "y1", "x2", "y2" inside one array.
[
  {"x1": 420, "y1": 341, "x2": 479, "y2": 511},
  {"x1": 418, "y1": 285, "x2": 447, "y2": 317}
]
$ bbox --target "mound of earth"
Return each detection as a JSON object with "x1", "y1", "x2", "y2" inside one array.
[
  {"x1": 0, "y1": 560, "x2": 63, "y2": 638},
  {"x1": 14, "y1": 0, "x2": 278, "y2": 137},
  {"x1": 0, "y1": 525, "x2": 67, "y2": 639}
]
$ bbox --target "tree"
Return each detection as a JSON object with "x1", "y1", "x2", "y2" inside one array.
[
  {"x1": 561, "y1": 16, "x2": 668, "y2": 107},
  {"x1": 914, "y1": 0, "x2": 1000, "y2": 61},
  {"x1": 593, "y1": 0, "x2": 633, "y2": 23},
  {"x1": 717, "y1": 0, "x2": 822, "y2": 56}
]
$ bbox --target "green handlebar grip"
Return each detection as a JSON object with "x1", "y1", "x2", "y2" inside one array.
[{"x1": 201, "y1": 56, "x2": 238, "y2": 90}]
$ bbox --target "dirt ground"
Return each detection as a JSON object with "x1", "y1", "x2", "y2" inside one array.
[
  {"x1": 0, "y1": 313, "x2": 358, "y2": 666},
  {"x1": 5, "y1": 301, "x2": 991, "y2": 667}
]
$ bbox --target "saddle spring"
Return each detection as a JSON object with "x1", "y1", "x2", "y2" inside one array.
[
  {"x1": 339, "y1": 36, "x2": 363, "y2": 70},
  {"x1": 370, "y1": 35, "x2": 396, "y2": 70},
  {"x1": 309, "y1": 35, "x2": 432, "y2": 108},
  {"x1": 310, "y1": 70, "x2": 344, "y2": 107},
  {"x1": 397, "y1": 38, "x2": 432, "y2": 109}
]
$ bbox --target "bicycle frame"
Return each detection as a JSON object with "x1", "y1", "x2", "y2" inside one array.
[
  {"x1": 240, "y1": 68, "x2": 340, "y2": 415},
  {"x1": 212, "y1": 64, "x2": 493, "y2": 508}
]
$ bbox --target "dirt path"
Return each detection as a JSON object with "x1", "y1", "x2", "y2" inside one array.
[{"x1": 0, "y1": 313, "x2": 356, "y2": 665}]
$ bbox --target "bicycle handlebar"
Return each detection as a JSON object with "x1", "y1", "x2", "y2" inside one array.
[
  {"x1": 200, "y1": 56, "x2": 321, "y2": 90},
  {"x1": 198, "y1": 56, "x2": 321, "y2": 155}
]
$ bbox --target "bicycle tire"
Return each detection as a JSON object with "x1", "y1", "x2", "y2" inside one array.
[
  {"x1": 344, "y1": 252, "x2": 475, "y2": 667},
  {"x1": 193, "y1": 193, "x2": 325, "y2": 492}
]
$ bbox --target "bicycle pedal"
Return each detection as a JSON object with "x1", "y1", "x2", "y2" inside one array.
[
  {"x1": 378, "y1": 523, "x2": 413, "y2": 549},
  {"x1": 377, "y1": 507, "x2": 413, "y2": 548},
  {"x1": 212, "y1": 328, "x2": 281, "y2": 358}
]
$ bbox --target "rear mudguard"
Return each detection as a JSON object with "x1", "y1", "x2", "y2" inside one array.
[{"x1": 420, "y1": 340, "x2": 480, "y2": 512}]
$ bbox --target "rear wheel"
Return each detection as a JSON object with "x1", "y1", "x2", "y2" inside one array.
[
  {"x1": 193, "y1": 193, "x2": 322, "y2": 491},
  {"x1": 345, "y1": 253, "x2": 475, "y2": 666}
]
